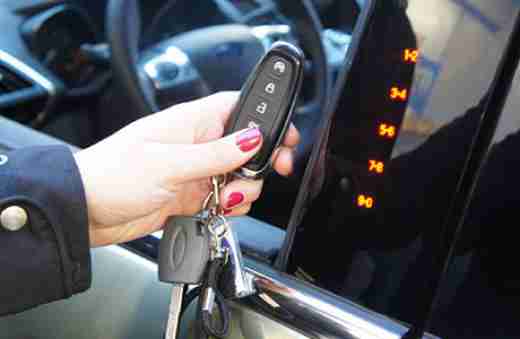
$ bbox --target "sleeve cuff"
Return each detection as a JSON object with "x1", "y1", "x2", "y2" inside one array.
[{"x1": 2, "y1": 145, "x2": 91, "y2": 296}]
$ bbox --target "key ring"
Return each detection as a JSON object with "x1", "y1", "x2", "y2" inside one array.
[
  {"x1": 202, "y1": 175, "x2": 228, "y2": 218},
  {"x1": 206, "y1": 215, "x2": 229, "y2": 238},
  {"x1": 206, "y1": 214, "x2": 230, "y2": 264}
]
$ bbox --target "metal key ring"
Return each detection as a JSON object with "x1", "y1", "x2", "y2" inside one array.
[
  {"x1": 202, "y1": 175, "x2": 229, "y2": 216},
  {"x1": 207, "y1": 215, "x2": 229, "y2": 239}
]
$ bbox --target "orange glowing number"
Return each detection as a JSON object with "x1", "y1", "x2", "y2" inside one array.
[
  {"x1": 369, "y1": 160, "x2": 385, "y2": 174},
  {"x1": 357, "y1": 195, "x2": 374, "y2": 209},
  {"x1": 378, "y1": 124, "x2": 396, "y2": 139},
  {"x1": 390, "y1": 87, "x2": 408, "y2": 101},
  {"x1": 403, "y1": 48, "x2": 419, "y2": 63}
]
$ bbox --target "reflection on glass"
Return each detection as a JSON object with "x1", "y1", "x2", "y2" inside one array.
[
  {"x1": 288, "y1": 0, "x2": 520, "y2": 336},
  {"x1": 427, "y1": 59, "x2": 520, "y2": 339}
]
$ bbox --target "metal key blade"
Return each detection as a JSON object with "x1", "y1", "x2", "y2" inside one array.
[{"x1": 165, "y1": 284, "x2": 184, "y2": 339}]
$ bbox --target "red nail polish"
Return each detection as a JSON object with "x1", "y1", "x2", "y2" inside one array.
[
  {"x1": 224, "y1": 208, "x2": 233, "y2": 215},
  {"x1": 236, "y1": 128, "x2": 262, "y2": 152},
  {"x1": 227, "y1": 192, "x2": 244, "y2": 208}
]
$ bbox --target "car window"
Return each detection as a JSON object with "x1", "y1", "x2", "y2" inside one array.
[
  {"x1": 287, "y1": 1, "x2": 520, "y2": 337},
  {"x1": 429, "y1": 43, "x2": 520, "y2": 339}
]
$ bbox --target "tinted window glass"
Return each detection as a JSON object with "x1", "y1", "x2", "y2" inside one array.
[
  {"x1": 288, "y1": 0, "x2": 519, "y2": 333},
  {"x1": 429, "y1": 35, "x2": 520, "y2": 338}
]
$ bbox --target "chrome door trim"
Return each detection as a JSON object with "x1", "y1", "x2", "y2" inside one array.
[{"x1": 242, "y1": 258, "x2": 440, "y2": 339}]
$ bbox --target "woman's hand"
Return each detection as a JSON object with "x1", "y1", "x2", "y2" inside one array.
[{"x1": 74, "y1": 92, "x2": 299, "y2": 247}]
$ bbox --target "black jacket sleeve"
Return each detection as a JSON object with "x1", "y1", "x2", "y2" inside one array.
[{"x1": 0, "y1": 145, "x2": 91, "y2": 316}]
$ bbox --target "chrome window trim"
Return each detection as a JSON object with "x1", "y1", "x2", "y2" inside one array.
[{"x1": 242, "y1": 258, "x2": 441, "y2": 339}]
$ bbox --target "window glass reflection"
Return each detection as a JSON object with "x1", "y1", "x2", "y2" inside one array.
[{"x1": 288, "y1": 1, "x2": 520, "y2": 335}]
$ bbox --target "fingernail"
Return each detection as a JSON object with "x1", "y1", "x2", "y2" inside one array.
[
  {"x1": 236, "y1": 128, "x2": 262, "y2": 152},
  {"x1": 224, "y1": 208, "x2": 233, "y2": 215},
  {"x1": 226, "y1": 192, "x2": 245, "y2": 208}
]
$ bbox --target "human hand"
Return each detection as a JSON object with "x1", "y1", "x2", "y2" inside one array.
[{"x1": 74, "y1": 92, "x2": 299, "y2": 247}]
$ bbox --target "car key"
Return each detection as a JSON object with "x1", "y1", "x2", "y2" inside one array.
[
  {"x1": 159, "y1": 216, "x2": 211, "y2": 339},
  {"x1": 224, "y1": 41, "x2": 304, "y2": 179}
]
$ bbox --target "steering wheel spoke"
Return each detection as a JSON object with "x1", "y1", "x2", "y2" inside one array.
[{"x1": 140, "y1": 45, "x2": 211, "y2": 107}]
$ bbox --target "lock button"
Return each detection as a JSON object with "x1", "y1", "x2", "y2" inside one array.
[
  {"x1": 264, "y1": 81, "x2": 277, "y2": 96},
  {"x1": 256, "y1": 75, "x2": 285, "y2": 101}
]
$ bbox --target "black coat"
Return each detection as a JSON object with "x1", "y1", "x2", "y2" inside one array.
[{"x1": 0, "y1": 145, "x2": 91, "y2": 316}]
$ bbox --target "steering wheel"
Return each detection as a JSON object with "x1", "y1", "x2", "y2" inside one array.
[{"x1": 105, "y1": 0, "x2": 329, "y2": 159}]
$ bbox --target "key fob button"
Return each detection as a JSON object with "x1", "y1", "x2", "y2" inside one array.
[
  {"x1": 246, "y1": 96, "x2": 279, "y2": 122},
  {"x1": 239, "y1": 114, "x2": 272, "y2": 170},
  {"x1": 254, "y1": 100, "x2": 268, "y2": 115},
  {"x1": 256, "y1": 76, "x2": 286, "y2": 101},
  {"x1": 250, "y1": 96, "x2": 271, "y2": 117},
  {"x1": 262, "y1": 79, "x2": 279, "y2": 97},
  {"x1": 270, "y1": 58, "x2": 291, "y2": 77},
  {"x1": 241, "y1": 115, "x2": 273, "y2": 170},
  {"x1": 235, "y1": 113, "x2": 271, "y2": 134},
  {"x1": 246, "y1": 116, "x2": 271, "y2": 136}
]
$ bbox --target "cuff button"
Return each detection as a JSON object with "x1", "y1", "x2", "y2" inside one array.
[{"x1": 1, "y1": 206, "x2": 28, "y2": 231}]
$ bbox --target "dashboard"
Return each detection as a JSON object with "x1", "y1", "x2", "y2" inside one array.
[{"x1": 0, "y1": 0, "x2": 352, "y2": 125}]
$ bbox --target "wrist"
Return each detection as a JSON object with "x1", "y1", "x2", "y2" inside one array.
[{"x1": 73, "y1": 151, "x2": 98, "y2": 231}]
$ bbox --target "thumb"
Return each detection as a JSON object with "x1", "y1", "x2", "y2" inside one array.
[{"x1": 174, "y1": 127, "x2": 263, "y2": 181}]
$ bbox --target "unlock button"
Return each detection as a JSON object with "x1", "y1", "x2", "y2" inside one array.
[
  {"x1": 248, "y1": 96, "x2": 277, "y2": 122},
  {"x1": 255, "y1": 101, "x2": 268, "y2": 115}
]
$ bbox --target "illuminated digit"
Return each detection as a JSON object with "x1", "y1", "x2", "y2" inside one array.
[
  {"x1": 357, "y1": 195, "x2": 374, "y2": 209},
  {"x1": 378, "y1": 124, "x2": 397, "y2": 139},
  {"x1": 403, "y1": 48, "x2": 419, "y2": 63},
  {"x1": 369, "y1": 160, "x2": 385, "y2": 174},
  {"x1": 390, "y1": 87, "x2": 408, "y2": 101}
]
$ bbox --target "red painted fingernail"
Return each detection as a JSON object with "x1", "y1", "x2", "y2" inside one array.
[
  {"x1": 224, "y1": 208, "x2": 233, "y2": 215},
  {"x1": 236, "y1": 128, "x2": 262, "y2": 152},
  {"x1": 227, "y1": 192, "x2": 245, "y2": 209}
]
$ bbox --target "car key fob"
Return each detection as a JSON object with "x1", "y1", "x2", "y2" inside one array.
[{"x1": 225, "y1": 41, "x2": 304, "y2": 179}]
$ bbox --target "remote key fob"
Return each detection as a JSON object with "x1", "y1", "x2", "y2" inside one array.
[{"x1": 225, "y1": 41, "x2": 304, "y2": 179}]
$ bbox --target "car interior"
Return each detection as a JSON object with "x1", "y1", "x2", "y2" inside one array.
[{"x1": 1, "y1": 0, "x2": 520, "y2": 338}]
